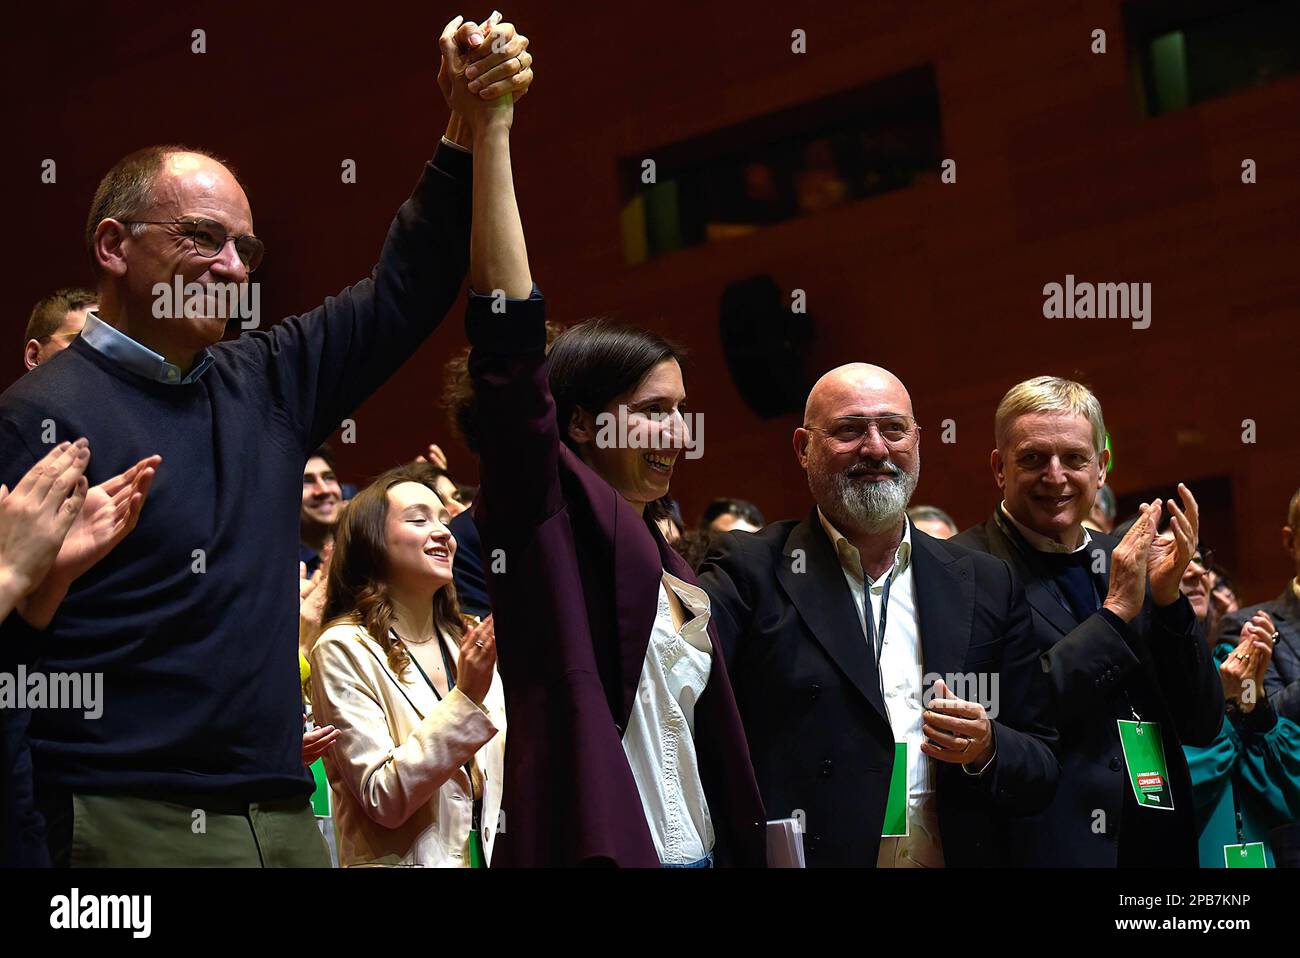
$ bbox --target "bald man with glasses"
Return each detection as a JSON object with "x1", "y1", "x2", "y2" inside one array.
[{"x1": 697, "y1": 362, "x2": 1058, "y2": 867}]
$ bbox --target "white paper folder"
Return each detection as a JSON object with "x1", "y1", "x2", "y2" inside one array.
[{"x1": 766, "y1": 817, "x2": 806, "y2": 868}]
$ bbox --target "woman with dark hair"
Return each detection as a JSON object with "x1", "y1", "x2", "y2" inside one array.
[
  {"x1": 308, "y1": 462, "x2": 503, "y2": 867},
  {"x1": 457, "y1": 49, "x2": 765, "y2": 867}
]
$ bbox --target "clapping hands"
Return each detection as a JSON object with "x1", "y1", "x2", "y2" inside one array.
[
  {"x1": 1146, "y1": 483, "x2": 1200, "y2": 607},
  {"x1": 0, "y1": 440, "x2": 91, "y2": 609},
  {"x1": 1220, "y1": 610, "x2": 1277, "y2": 712},
  {"x1": 1103, "y1": 484, "x2": 1201, "y2": 620}
]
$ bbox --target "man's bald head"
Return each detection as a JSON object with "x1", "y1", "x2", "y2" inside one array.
[
  {"x1": 797, "y1": 362, "x2": 921, "y2": 536},
  {"x1": 804, "y1": 363, "x2": 914, "y2": 426},
  {"x1": 85, "y1": 145, "x2": 255, "y2": 367},
  {"x1": 85, "y1": 145, "x2": 247, "y2": 276}
]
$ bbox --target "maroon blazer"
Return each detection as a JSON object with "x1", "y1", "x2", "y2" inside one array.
[{"x1": 466, "y1": 288, "x2": 767, "y2": 867}]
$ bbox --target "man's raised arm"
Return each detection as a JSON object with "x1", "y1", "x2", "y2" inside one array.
[{"x1": 242, "y1": 13, "x2": 535, "y2": 452}]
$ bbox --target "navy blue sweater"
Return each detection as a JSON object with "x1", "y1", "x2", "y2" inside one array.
[{"x1": 0, "y1": 145, "x2": 471, "y2": 835}]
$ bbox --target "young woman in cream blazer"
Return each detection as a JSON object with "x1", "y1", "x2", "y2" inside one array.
[{"x1": 309, "y1": 463, "x2": 505, "y2": 867}]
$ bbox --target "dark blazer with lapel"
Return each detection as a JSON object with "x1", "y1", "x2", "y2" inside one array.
[
  {"x1": 1217, "y1": 586, "x2": 1300, "y2": 723},
  {"x1": 954, "y1": 514, "x2": 1224, "y2": 867},
  {"x1": 697, "y1": 510, "x2": 1058, "y2": 867},
  {"x1": 466, "y1": 289, "x2": 766, "y2": 867}
]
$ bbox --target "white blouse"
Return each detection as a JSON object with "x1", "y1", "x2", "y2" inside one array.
[{"x1": 621, "y1": 571, "x2": 716, "y2": 865}]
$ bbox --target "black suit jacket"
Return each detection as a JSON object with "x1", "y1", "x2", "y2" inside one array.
[
  {"x1": 697, "y1": 511, "x2": 1058, "y2": 867},
  {"x1": 953, "y1": 514, "x2": 1224, "y2": 867},
  {"x1": 1217, "y1": 585, "x2": 1300, "y2": 723}
]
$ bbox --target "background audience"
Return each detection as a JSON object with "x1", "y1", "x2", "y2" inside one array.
[
  {"x1": 700, "y1": 498, "x2": 766, "y2": 535},
  {"x1": 301, "y1": 444, "x2": 345, "y2": 576},
  {"x1": 23, "y1": 288, "x2": 96, "y2": 372},
  {"x1": 907, "y1": 504, "x2": 958, "y2": 540},
  {"x1": 1180, "y1": 539, "x2": 1300, "y2": 867}
]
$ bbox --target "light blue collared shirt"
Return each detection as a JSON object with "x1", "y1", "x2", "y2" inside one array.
[{"x1": 79, "y1": 311, "x2": 215, "y2": 385}]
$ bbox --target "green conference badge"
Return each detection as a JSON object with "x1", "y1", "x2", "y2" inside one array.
[{"x1": 1117, "y1": 720, "x2": 1174, "y2": 810}]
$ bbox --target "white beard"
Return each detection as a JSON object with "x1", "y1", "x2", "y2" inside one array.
[{"x1": 831, "y1": 462, "x2": 918, "y2": 533}]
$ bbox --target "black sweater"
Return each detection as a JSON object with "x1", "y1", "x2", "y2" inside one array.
[{"x1": 0, "y1": 144, "x2": 471, "y2": 854}]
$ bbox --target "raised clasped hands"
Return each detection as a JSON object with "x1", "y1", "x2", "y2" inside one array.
[
  {"x1": 438, "y1": 11, "x2": 533, "y2": 133},
  {"x1": 1220, "y1": 609, "x2": 1276, "y2": 712}
]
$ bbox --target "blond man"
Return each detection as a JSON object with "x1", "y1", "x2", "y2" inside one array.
[{"x1": 954, "y1": 376, "x2": 1222, "y2": 867}]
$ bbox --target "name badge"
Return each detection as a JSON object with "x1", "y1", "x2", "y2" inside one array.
[
  {"x1": 1223, "y1": 842, "x2": 1268, "y2": 868},
  {"x1": 1116, "y1": 719, "x2": 1174, "y2": 811},
  {"x1": 882, "y1": 742, "x2": 909, "y2": 837}
]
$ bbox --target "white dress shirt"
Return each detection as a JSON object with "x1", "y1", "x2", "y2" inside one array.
[
  {"x1": 621, "y1": 571, "x2": 716, "y2": 865},
  {"x1": 818, "y1": 510, "x2": 944, "y2": 868}
]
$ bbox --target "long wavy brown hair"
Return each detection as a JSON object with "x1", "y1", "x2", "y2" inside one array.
[{"x1": 322, "y1": 462, "x2": 466, "y2": 678}]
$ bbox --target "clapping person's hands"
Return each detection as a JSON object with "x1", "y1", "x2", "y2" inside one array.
[
  {"x1": 0, "y1": 440, "x2": 91, "y2": 613},
  {"x1": 455, "y1": 614, "x2": 496, "y2": 706},
  {"x1": 1146, "y1": 483, "x2": 1199, "y2": 607},
  {"x1": 53, "y1": 454, "x2": 159, "y2": 583},
  {"x1": 1221, "y1": 610, "x2": 1277, "y2": 712},
  {"x1": 17, "y1": 453, "x2": 159, "y2": 629},
  {"x1": 1102, "y1": 500, "x2": 1159, "y2": 622},
  {"x1": 299, "y1": 541, "x2": 334, "y2": 659}
]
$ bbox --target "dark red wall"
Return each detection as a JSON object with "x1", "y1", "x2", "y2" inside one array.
[{"x1": 5, "y1": 0, "x2": 1298, "y2": 601}]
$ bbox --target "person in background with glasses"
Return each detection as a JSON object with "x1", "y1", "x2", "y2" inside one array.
[
  {"x1": 1178, "y1": 547, "x2": 1238, "y2": 645},
  {"x1": 1180, "y1": 544, "x2": 1300, "y2": 867},
  {"x1": 953, "y1": 376, "x2": 1223, "y2": 867},
  {"x1": 0, "y1": 13, "x2": 534, "y2": 867},
  {"x1": 1217, "y1": 488, "x2": 1300, "y2": 728},
  {"x1": 22, "y1": 288, "x2": 97, "y2": 371},
  {"x1": 697, "y1": 363, "x2": 1059, "y2": 866}
]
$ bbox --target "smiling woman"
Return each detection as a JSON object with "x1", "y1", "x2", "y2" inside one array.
[
  {"x1": 468, "y1": 297, "x2": 768, "y2": 868},
  {"x1": 462, "y1": 107, "x2": 767, "y2": 863},
  {"x1": 308, "y1": 461, "x2": 505, "y2": 867},
  {"x1": 547, "y1": 319, "x2": 689, "y2": 517}
]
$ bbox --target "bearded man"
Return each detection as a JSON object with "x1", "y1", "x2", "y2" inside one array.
[{"x1": 697, "y1": 363, "x2": 1059, "y2": 867}]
